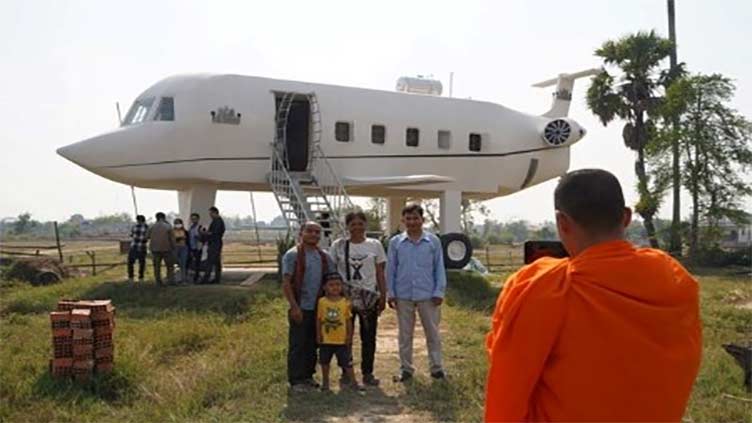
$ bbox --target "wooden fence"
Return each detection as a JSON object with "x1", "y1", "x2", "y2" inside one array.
[{"x1": 2, "y1": 238, "x2": 524, "y2": 277}]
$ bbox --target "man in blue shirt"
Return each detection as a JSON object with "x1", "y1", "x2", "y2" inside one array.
[
  {"x1": 282, "y1": 221, "x2": 336, "y2": 391},
  {"x1": 387, "y1": 204, "x2": 447, "y2": 381}
]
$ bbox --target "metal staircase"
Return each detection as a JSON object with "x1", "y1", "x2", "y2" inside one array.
[{"x1": 267, "y1": 92, "x2": 354, "y2": 243}]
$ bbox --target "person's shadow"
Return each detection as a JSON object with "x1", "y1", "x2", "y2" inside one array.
[{"x1": 282, "y1": 385, "x2": 403, "y2": 422}]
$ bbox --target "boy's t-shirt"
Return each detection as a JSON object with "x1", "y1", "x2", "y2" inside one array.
[{"x1": 317, "y1": 297, "x2": 351, "y2": 345}]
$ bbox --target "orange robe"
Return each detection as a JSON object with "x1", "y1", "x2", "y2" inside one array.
[{"x1": 485, "y1": 240, "x2": 701, "y2": 422}]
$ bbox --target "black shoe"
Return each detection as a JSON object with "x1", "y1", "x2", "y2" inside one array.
[
  {"x1": 430, "y1": 370, "x2": 446, "y2": 380},
  {"x1": 303, "y1": 378, "x2": 320, "y2": 388},
  {"x1": 363, "y1": 374, "x2": 380, "y2": 386},
  {"x1": 339, "y1": 374, "x2": 352, "y2": 386},
  {"x1": 393, "y1": 371, "x2": 413, "y2": 383}
]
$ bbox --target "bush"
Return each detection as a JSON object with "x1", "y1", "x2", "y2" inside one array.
[
  {"x1": 695, "y1": 247, "x2": 751, "y2": 267},
  {"x1": 5, "y1": 258, "x2": 69, "y2": 286},
  {"x1": 486, "y1": 234, "x2": 513, "y2": 245},
  {"x1": 469, "y1": 235, "x2": 485, "y2": 249}
]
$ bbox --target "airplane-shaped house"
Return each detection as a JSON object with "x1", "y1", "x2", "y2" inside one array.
[{"x1": 57, "y1": 68, "x2": 599, "y2": 268}]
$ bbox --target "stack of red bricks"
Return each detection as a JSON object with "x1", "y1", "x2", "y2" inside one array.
[{"x1": 49, "y1": 299, "x2": 115, "y2": 380}]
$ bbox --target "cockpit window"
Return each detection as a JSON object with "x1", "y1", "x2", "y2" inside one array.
[
  {"x1": 154, "y1": 97, "x2": 175, "y2": 121},
  {"x1": 122, "y1": 97, "x2": 154, "y2": 125}
]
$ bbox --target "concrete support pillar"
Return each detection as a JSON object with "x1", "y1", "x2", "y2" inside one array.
[
  {"x1": 440, "y1": 190, "x2": 462, "y2": 234},
  {"x1": 178, "y1": 185, "x2": 217, "y2": 227},
  {"x1": 386, "y1": 196, "x2": 406, "y2": 234}
]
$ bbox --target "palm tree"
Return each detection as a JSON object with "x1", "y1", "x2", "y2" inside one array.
[{"x1": 587, "y1": 30, "x2": 673, "y2": 248}]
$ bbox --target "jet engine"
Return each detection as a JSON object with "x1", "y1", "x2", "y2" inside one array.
[{"x1": 541, "y1": 118, "x2": 586, "y2": 147}]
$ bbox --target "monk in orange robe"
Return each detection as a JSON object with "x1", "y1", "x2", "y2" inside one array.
[{"x1": 485, "y1": 169, "x2": 702, "y2": 422}]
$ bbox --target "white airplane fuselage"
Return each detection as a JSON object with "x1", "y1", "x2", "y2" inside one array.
[{"x1": 58, "y1": 73, "x2": 589, "y2": 201}]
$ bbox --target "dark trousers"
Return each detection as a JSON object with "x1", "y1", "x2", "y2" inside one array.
[
  {"x1": 348, "y1": 307, "x2": 379, "y2": 376},
  {"x1": 287, "y1": 310, "x2": 318, "y2": 385},
  {"x1": 152, "y1": 251, "x2": 174, "y2": 284},
  {"x1": 187, "y1": 248, "x2": 202, "y2": 281},
  {"x1": 127, "y1": 248, "x2": 146, "y2": 279},
  {"x1": 201, "y1": 244, "x2": 222, "y2": 283}
]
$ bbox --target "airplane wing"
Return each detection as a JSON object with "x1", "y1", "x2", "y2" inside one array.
[{"x1": 341, "y1": 174, "x2": 455, "y2": 187}]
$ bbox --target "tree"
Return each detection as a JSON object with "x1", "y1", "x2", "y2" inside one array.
[
  {"x1": 667, "y1": 0, "x2": 683, "y2": 254},
  {"x1": 91, "y1": 213, "x2": 133, "y2": 225},
  {"x1": 504, "y1": 220, "x2": 530, "y2": 243},
  {"x1": 532, "y1": 222, "x2": 558, "y2": 240},
  {"x1": 661, "y1": 73, "x2": 752, "y2": 258},
  {"x1": 13, "y1": 212, "x2": 38, "y2": 235},
  {"x1": 364, "y1": 198, "x2": 386, "y2": 232},
  {"x1": 587, "y1": 31, "x2": 674, "y2": 248},
  {"x1": 460, "y1": 199, "x2": 489, "y2": 235}
]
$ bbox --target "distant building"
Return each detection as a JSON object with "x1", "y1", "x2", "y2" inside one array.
[{"x1": 719, "y1": 214, "x2": 752, "y2": 249}]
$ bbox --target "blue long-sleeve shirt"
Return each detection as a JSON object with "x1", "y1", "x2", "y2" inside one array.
[{"x1": 387, "y1": 231, "x2": 447, "y2": 301}]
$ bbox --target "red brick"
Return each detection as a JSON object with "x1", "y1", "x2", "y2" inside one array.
[
  {"x1": 72, "y1": 329, "x2": 94, "y2": 339},
  {"x1": 73, "y1": 343, "x2": 93, "y2": 356},
  {"x1": 94, "y1": 347, "x2": 113, "y2": 358},
  {"x1": 50, "y1": 311, "x2": 70, "y2": 322},
  {"x1": 95, "y1": 362, "x2": 113, "y2": 373},
  {"x1": 52, "y1": 328, "x2": 72, "y2": 337}
]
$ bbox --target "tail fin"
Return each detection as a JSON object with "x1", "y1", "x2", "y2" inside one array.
[{"x1": 533, "y1": 68, "x2": 602, "y2": 118}]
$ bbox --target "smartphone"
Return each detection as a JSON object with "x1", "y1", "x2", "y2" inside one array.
[{"x1": 523, "y1": 241, "x2": 569, "y2": 264}]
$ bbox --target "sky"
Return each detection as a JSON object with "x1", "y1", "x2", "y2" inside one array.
[{"x1": 1, "y1": 0, "x2": 750, "y2": 225}]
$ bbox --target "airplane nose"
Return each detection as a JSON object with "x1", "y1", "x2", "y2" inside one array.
[
  {"x1": 57, "y1": 134, "x2": 117, "y2": 170},
  {"x1": 57, "y1": 144, "x2": 80, "y2": 164}
]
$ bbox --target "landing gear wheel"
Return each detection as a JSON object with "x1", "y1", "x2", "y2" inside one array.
[{"x1": 440, "y1": 233, "x2": 473, "y2": 269}]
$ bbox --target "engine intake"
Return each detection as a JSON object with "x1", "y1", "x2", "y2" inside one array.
[{"x1": 542, "y1": 119, "x2": 572, "y2": 146}]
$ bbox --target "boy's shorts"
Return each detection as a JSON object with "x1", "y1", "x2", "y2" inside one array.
[{"x1": 319, "y1": 344, "x2": 352, "y2": 368}]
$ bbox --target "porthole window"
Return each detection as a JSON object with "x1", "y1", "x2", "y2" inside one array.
[
  {"x1": 469, "y1": 133, "x2": 482, "y2": 152},
  {"x1": 438, "y1": 130, "x2": 451, "y2": 149},
  {"x1": 372, "y1": 125, "x2": 386, "y2": 144},
  {"x1": 406, "y1": 128, "x2": 419, "y2": 147},
  {"x1": 335, "y1": 121, "x2": 352, "y2": 142}
]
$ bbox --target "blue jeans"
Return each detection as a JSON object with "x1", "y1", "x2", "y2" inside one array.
[{"x1": 175, "y1": 246, "x2": 188, "y2": 281}]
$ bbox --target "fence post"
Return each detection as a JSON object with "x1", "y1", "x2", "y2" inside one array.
[
  {"x1": 485, "y1": 245, "x2": 491, "y2": 268},
  {"x1": 86, "y1": 251, "x2": 96, "y2": 276},
  {"x1": 53, "y1": 221, "x2": 63, "y2": 262}
]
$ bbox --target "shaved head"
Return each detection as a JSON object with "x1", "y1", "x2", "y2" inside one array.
[
  {"x1": 554, "y1": 169, "x2": 626, "y2": 234},
  {"x1": 300, "y1": 221, "x2": 321, "y2": 233}
]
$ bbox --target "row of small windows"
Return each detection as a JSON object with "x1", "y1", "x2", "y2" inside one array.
[{"x1": 335, "y1": 121, "x2": 483, "y2": 151}]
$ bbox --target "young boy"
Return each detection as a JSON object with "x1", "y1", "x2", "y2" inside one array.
[{"x1": 317, "y1": 273, "x2": 363, "y2": 391}]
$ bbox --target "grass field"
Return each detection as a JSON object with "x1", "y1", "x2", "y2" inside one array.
[{"x1": 0, "y1": 265, "x2": 750, "y2": 422}]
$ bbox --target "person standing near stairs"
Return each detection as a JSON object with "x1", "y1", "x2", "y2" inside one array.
[
  {"x1": 282, "y1": 221, "x2": 335, "y2": 391},
  {"x1": 330, "y1": 210, "x2": 387, "y2": 386}
]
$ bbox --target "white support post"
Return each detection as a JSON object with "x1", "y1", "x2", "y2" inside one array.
[
  {"x1": 440, "y1": 190, "x2": 462, "y2": 234},
  {"x1": 386, "y1": 196, "x2": 406, "y2": 234},
  {"x1": 178, "y1": 185, "x2": 218, "y2": 226}
]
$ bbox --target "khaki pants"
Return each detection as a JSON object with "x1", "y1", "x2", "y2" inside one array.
[{"x1": 396, "y1": 299, "x2": 443, "y2": 374}]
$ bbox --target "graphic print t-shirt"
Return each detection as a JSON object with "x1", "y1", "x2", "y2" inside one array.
[
  {"x1": 317, "y1": 297, "x2": 351, "y2": 345},
  {"x1": 330, "y1": 238, "x2": 387, "y2": 293}
]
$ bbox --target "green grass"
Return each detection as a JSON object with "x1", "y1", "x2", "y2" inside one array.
[{"x1": 0, "y1": 267, "x2": 750, "y2": 422}]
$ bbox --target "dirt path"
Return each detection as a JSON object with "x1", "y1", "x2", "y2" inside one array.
[{"x1": 319, "y1": 310, "x2": 435, "y2": 423}]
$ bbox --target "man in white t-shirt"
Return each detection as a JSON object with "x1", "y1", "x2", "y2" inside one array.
[{"x1": 330, "y1": 210, "x2": 387, "y2": 386}]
